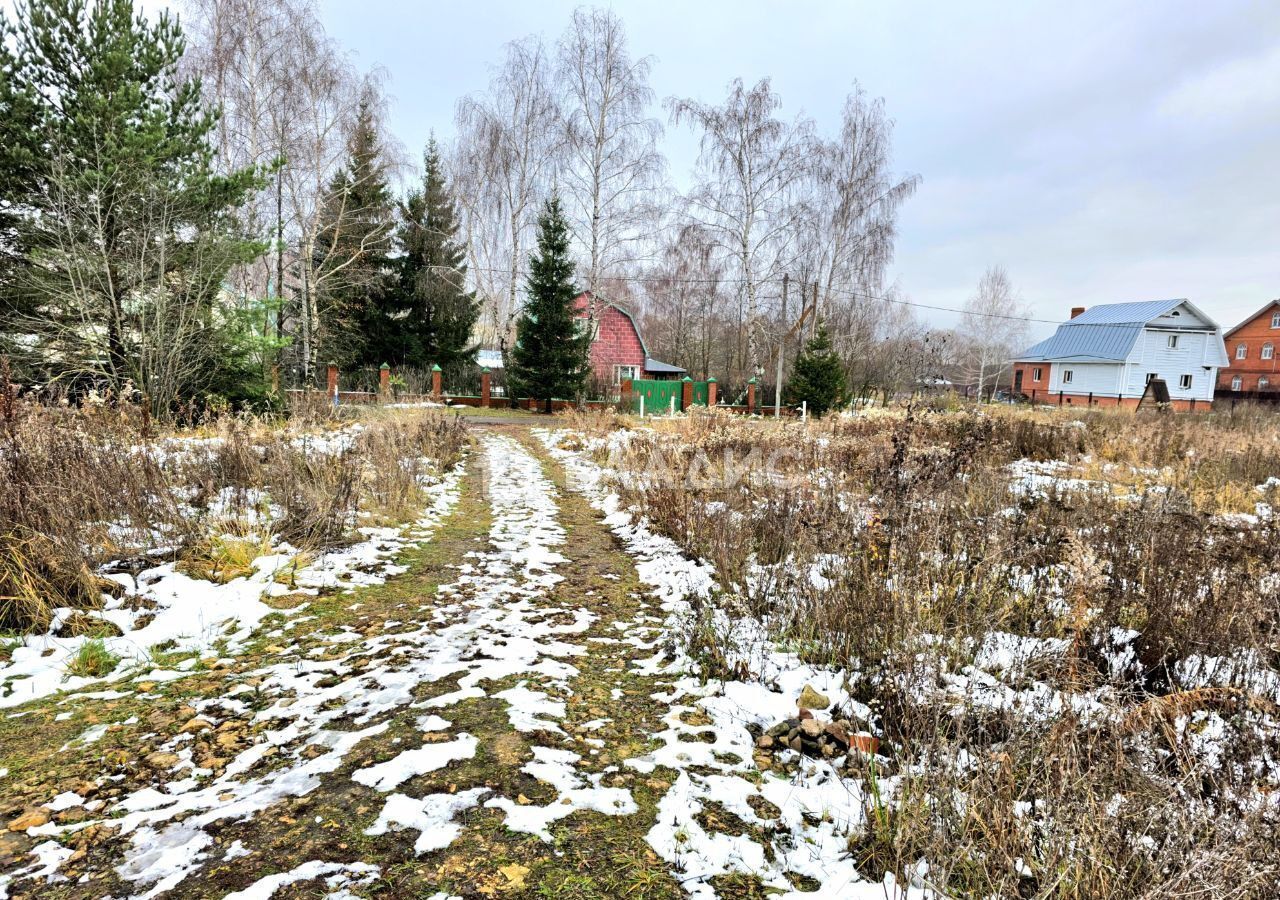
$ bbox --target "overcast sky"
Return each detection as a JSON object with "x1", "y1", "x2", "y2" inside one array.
[{"x1": 21, "y1": 0, "x2": 1280, "y2": 339}]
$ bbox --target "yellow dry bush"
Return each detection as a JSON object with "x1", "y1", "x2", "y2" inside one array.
[{"x1": 178, "y1": 532, "x2": 274, "y2": 584}]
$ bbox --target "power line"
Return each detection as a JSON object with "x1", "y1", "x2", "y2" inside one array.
[{"x1": 461, "y1": 262, "x2": 1091, "y2": 327}]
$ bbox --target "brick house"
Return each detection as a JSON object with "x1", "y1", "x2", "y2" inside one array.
[
  {"x1": 1217, "y1": 299, "x2": 1280, "y2": 392},
  {"x1": 1012, "y1": 299, "x2": 1227, "y2": 409},
  {"x1": 572, "y1": 292, "x2": 685, "y2": 387}
]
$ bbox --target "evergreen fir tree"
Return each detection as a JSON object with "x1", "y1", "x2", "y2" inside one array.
[
  {"x1": 509, "y1": 196, "x2": 590, "y2": 413},
  {"x1": 389, "y1": 138, "x2": 479, "y2": 369},
  {"x1": 787, "y1": 324, "x2": 848, "y2": 416},
  {"x1": 314, "y1": 98, "x2": 396, "y2": 369},
  {"x1": 0, "y1": 0, "x2": 263, "y2": 406}
]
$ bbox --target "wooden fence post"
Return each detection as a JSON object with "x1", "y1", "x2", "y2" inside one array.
[
  {"x1": 747, "y1": 377, "x2": 757, "y2": 414},
  {"x1": 327, "y1": 362, "x2": 338, "y2": 402},
  {"x1": 681, "y1": 376, "x2": 693, "y2": 412},
  {"x1": 707, "y1": 376, "x2": 717, "y2": 407},
  {"x1": 379, "y1": 363, "x2": 390, "y2": 400},
  {"x1": 431, "y1": 364, "x2": 442, "y2": 399},
  {"x1": 481, "y1": 368, "x2": 491, "y2": 408}
]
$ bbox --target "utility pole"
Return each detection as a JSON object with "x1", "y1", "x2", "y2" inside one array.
[
  {"x1": 812, "y1": 281, "x2": 820, "y2": 339},
  {"x1": 276, "y1": 169, "x2": 285, "y2": 342},
  {"x1": 775, "y1": 274, "x2": 788, "y2": 418}
]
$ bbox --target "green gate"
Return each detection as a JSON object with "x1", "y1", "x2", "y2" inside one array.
[
  {"x1": 690, "y1": 380, "x2": 709, "y2": 406},
  {"x1": 632, "y1": 379, "x2": 682, "y2": 414}
]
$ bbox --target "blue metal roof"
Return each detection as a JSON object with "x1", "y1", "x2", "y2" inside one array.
[
  {"x1": 1066, "y1": 299, "x2": 1185, "y2": 325},
  {"x1": 1016, "y1": 299, "x2": 1226, "y2": 364},
  {"x1": 1018, "y1": 324, "x2": 1144, "y2": 362}
]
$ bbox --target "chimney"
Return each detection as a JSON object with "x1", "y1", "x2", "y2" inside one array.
[{"x1": 1070, "y1": 306, "x2": 1086, "y2": 319}]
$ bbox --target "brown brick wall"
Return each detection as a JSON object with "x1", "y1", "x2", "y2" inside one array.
[
  {"x1": 1012, "y1": 362, "x2": 1051, "y2": 394},
  {"x1": 1219, "y1": 303, "x2": 1280, "y2": 390}
]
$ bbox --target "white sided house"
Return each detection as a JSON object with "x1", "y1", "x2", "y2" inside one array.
[{"x1": 1011, "y1": 300, "x2": 1229, "y2": 408}]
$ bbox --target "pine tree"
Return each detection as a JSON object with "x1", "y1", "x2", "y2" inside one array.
[
  {"x1": 509, "y1": 196, "x2": 590, "y2": 413},
  {"x1": 0, "y1": 0, "x2": 263, "y2": 408},
  {"x1": 314, "y1": 98, "x2": 396, "y2": 370},
  {"x1": 788, "y1": 324, "x2": 848, "y2": 416},
  {"x1": 389, "y1": 138, "x2": 479, "y2": 369}
]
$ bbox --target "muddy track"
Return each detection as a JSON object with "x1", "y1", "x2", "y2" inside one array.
[{"x1": 0, "y1": 428, "x2": 691, "y2": 899}]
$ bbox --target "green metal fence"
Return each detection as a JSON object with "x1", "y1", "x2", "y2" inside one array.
[
  {"x1": 631, "y1": 379, "x2": 682, "y2": 414},
  {"x1": 630, "y1": 378, "x2": 717, "y2": 413}
]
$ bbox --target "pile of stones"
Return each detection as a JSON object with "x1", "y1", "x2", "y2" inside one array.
[{"x1": 750, "y1": 684, "x2": 880, "y2": 772}]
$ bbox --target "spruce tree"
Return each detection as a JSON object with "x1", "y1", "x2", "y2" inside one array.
[
  {"x1": 787, "y1": 324, "x2": 849, "y2": 416},
  {"x1": 0, "y1": 0, "x2": 263, "y2": 407},
  {"x1": 314, "y1": 98, "x2": 396, "y2": 369},
  {"x1": 509, "y1": 196, "x2": 590, "y2": 413},
  {"x1": 390, "y1": 138, "x2": 479, "y2": 369}
]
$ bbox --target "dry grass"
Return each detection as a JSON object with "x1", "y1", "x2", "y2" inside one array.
[
  {"x1": 0, "y1": 398, "x2": 469, "y2": 632},
  {"x1": 593, "y1": 402, "x2": 1280, "y2": 898}
]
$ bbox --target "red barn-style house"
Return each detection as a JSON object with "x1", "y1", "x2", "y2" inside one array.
[
  {"x1": 572, "y1": 292, "x2": 685, "y2": 389},
  {"x1": 1217, "y1": 299, "x2": 1280, "y2": 393}
]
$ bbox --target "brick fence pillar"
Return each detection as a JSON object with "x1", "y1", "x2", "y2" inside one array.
[
  {"x1": 747, "y1": 377, "x2": 757, "y2": 415},
  {"x1": 707, "y1": 376, "x2": 717, "y2": 407},
  {"x1": 481, "y1": 368, "x2": 491, "y2": 407},
  {"x1": 379, "y1": 363, "x2": 390, "y2": 400},
  {"x1": 620, "y1": 377, "x2": 633, "y2": 411},
  {"x1": 431, "y1": 364, "x2": 442, "y2": 399},
  {"x1": 681, "y1": 376, "x2": 693, "y2": 412},
  {"x1": 326, "y1": 362, "x2": 338, "y2": 400}
]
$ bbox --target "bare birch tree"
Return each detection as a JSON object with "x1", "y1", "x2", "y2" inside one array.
[
  {"x1": 667, "y1": 79, "x2": 813, "y2": 377},
  {"x1": 454, "y1": 37, "x2": 561, "y2": 349},
  {"x1": 959, "y1": 265, "x2": 1030, "y2": 398},
  {"x1": 556, "y1": 8, "x2": 664, "y2": 318},
  {"x1": 803, "y1": 85, "x2": 920, "y2": 324}
]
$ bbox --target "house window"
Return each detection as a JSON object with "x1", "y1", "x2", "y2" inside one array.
[
  {"x1": 1146, "y1": 373, "x2": 1157, "y2": 384},
  {"x1": 1237, "y1": 343, "x2": 1247, "y2": 360},
  {"x1": 614, "y1": 364, "x2": 638, "y2": 384},
  {"x1": 1167, "y1": 334, "x2": 1179, "y2": 349},
  {"x1": 1271, "y1": 312, "x2": 1280, "y2": 328},
  {"x1": 1232, "y1": 376, "x2": 1243, "y2": 391},
  {"x1": 1061, "y1": 369, "x2": 1073, "y2": 384},
  {"x1": 1032, "y1": 367, "x2": 1042, "y2": 382},
  {"x1": 1264, "y1": 343, "x2": 1274, "y2": 360},
  {"x1": 1261, "y1": 377, "x2": 1271, "y2": 390},
  {"x1": 1179, "y1": 374, "x2": 1192, "y2": 390}
]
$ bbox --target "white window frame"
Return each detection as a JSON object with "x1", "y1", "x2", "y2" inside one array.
[
  {"x1": 1264, "y1": 343, "x2": 1274, "y2": 360},
  {"x1": 1167, "y1": 334, "x2": 1179, "y2": 349},
  {"x1": 1261, "y1": 377, "x2": 1271, "y2": 390},
  {"x1": 1237, "y1": 343, "x2": 1247, "y2": 360},
  {"x1": 1271, "y1": 312, "x2": 1280, "y2": 328},
  {"x1": 1032, "y1": 367, "x2": 1042, "y2": 382},
  {"x1": 1179, "y1": 374, "x2": 1192, "y2": 390},
  {"x1": 1231, "y1": 376, "x2": 1243, "y2": 391},
  {"x1": 613, "y1": 364, "x2": 639, "y2": 385},
  {"x1": 1061, "y1": 369, "x2": 1074, "y2": 384}
]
